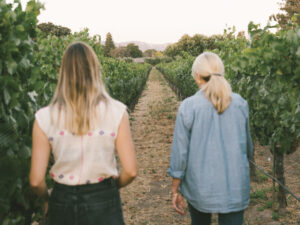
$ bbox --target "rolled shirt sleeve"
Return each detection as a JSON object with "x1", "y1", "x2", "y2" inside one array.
[{"x1": 168, "y1": 102, "x2": 192, "y2": 179}]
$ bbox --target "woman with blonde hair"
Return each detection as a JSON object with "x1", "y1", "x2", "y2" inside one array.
[
  {"x1": 30, "y1": 42, "x2": 137, "y2": 225},
  {"x1": 168, "y1": 52, "x2": 253, "y2": 225}
]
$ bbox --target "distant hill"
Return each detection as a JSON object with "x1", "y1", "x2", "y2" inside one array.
[
  {"x1": 102, "y1": 41, "x2": 171, "y2": 52},
  {"x1": 117, "y1": 41, "x2": 170, "y2": 51}
]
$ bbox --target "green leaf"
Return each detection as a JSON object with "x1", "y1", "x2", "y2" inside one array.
[
  {"x1": 16, "y1": 25, "x2": 24, "y2": 32},
  {"x1": 14, "y1": 37, "x2": 21, "y2": 46},
  {"x1": 19, "y1": 57, "x2": 31, "y2": 68},
  {"x1": 296, "y1": 47, "x2": 300, "y2": 57},
  {"x1": 28, "y1": 91, "x2": 37, "y2": 103},
  {"x1": 276, "y1": 69, "x2": 283, "y2": 75},
  {"x1": 25, "y1": 1, "x2": 34, "y2": 12},
  {"x1": 5, "y1": 11, "x2": 16, "y2": 22},
  {"x1": 3, "y1": 89, "x2": 11, "y2": 105},
  {"x1": 20, "y1": 146, "x2": 31, "y2": 158},
  {"x1": 7, "y1": 61, "x2": 18, "y2": 75}
]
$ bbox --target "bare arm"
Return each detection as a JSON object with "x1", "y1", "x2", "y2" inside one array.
[
  {"x1": 29, "y1": 120, "x2": 51, "y2": 201},
  {"x1": 115, "y1": 112, "x2": 137, "y2": 188}
]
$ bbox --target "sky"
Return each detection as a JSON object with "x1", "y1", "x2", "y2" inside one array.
[{"x1": 17, "y1": 0, "x2": 282, "y2": 44}]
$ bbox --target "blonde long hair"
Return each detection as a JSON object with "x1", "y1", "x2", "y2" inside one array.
[
  {"x1": 51, "y1": 41, "x2": 109, "y2": 135},
  {"x1": 192, "y1": 52, "x2": 232, "y2": 114}
]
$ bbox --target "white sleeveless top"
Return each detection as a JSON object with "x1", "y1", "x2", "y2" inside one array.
[{"x1": 35, "y1": 99, "x2": 126, "y2": 185}]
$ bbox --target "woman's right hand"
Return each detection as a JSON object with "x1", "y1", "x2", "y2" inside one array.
[{"x1": 172, "y1": 192, "x2": 185, "y2": 215}]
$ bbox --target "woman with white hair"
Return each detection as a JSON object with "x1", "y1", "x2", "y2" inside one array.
[{"x1": 168, "y1": 52, "x2": 253, "y2": 225}]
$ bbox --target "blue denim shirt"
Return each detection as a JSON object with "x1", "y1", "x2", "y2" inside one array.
[{"x1": 168, "y1": 90, "x2": 253, "y2": 213}]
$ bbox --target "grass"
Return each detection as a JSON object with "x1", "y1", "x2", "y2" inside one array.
[
  {"x1": 164, "y1": 97, "x2": 174, "y2": 104},
  {"x1": 257, "y1": 207, "x2": 264, "y2": 211},
  {"x1": 250, "y1": 186, "x2": 279, "y2": 201},
  {"x1": 265, "y1": 201, "x2": 273, "y2": 209},
  {"x1": 257, "y1": 170, "x2": 268, "y2": 182},
  {"x1": 129, "y1": 117, "x2": 136, "y2": 121},
  {"x1": 148, "y1": 70, "x2": 179, "y2": 122},
  {"x1": 256, "y1": 200, "x2": 273, "y2": 212},
  {"x1": 151, "y1": 169, "x2": 156, "y2": 174},
  {"x1": 149, "y1": 98, "x2": 176, "y2": 120},
  {"x1": 272, "y1": 212, "x2": 279, "y2": 220},
  {"x1": 251, "y1": 189, "x2": 268, "y2": 200},
  {"x1": 167, "y1": 114, "x2": 175, "y2": 120}
]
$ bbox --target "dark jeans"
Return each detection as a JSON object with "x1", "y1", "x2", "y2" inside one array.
[
  {"x1": 188, "y1": 203, "x2": 244, "y2": 225},
  {"x1": 47, "y1": 178, "x2": 125, "y2": 225}
]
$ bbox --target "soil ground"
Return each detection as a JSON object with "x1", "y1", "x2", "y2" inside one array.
[{"x1": 120, "y1": 68, "x2": 300, "y2": 225}]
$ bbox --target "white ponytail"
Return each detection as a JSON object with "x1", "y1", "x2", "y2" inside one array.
[{"x1": 192, "y1": 52, "x2": 232, "y2": 114}]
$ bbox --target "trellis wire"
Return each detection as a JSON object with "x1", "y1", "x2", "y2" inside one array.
[{"x1": 249, "y1": 159, "x2": 300, "y2": 202}]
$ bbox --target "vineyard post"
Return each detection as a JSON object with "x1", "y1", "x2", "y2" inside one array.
[
  {"x1": 274, "y1": 148, "x2": 287, "y2": 208},
  {"x1": 272, "y1": 147, "x2": 276, "y2": 210}
]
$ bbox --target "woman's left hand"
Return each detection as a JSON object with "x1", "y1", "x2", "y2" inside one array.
[{"x1": 172, "y1": 192, "x2": 185, "y2": 215}]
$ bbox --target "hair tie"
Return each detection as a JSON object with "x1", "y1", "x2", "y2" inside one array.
[{"x1": 210, "y1": 73, "x2": 222, "y2": 76}]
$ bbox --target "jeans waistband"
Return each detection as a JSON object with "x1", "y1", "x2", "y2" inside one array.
[{"x1": 53, "y1": 177, "x2": 116, "y2": 193}]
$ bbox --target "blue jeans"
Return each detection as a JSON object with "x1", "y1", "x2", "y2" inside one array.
[
  {"x1": 47, "y1": 178, "x2": 125, "y2": 225},
  {"x1": 188, "y1": 203, "x2": 244, "y2": 225}
]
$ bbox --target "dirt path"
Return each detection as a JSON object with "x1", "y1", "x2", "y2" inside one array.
[
  {"x1": 120, "y1": 68, "x2": 190, "y2": 224},
  {"x1": 120, "y1": 68, "x2": 300, "y2": 225}
]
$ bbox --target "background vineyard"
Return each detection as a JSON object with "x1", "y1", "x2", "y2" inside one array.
[
  {"x1": 1, "y1": 0, "x2": 299, "y2": 224},
  {"x1": 0, "y1": 1, "x2": 150, "y2": 224}
]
